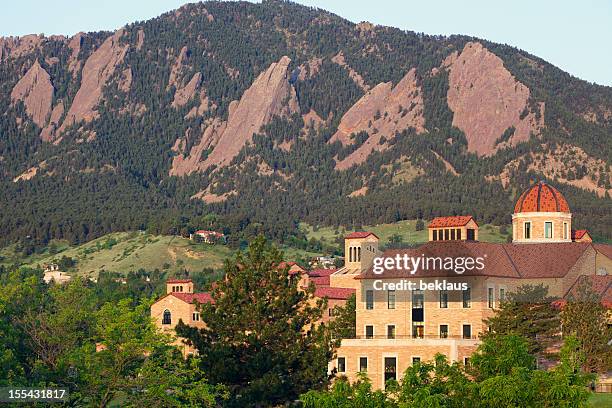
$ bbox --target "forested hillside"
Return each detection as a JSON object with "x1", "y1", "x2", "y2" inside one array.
[{"x1": 1, "y1": 0, "x2": 610, "y2": 249}]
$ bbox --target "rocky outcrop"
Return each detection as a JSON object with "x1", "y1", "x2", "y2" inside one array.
[
  {"x1": 57, "y1": 30, "x2": 129, "y2": 136},
  {"x1": 0, "y1": 34, "x2": 43, "y2": 61},
  {"x1": 172, "y1": 72, "x2": 202, "y2": 107},
  {"x1": 444, "y1": 42, "x2": 544, "y2": 156},
  {"x1": 40, "y1": 101, "x2": 64, "y2": 142},
  {"x1": 170, "y1": 56, "x2": 298, "y2": 175},
  {"x1": 491, "y1": 144, "x2": 612, "y2": 197},
  {"x1": 202, "y1": 56, "x2": 298, "y2": 168},
  {"x1": 168, "y1": 46, "x2": 189, "y2": 90},
  {"x1": 10, "y1": 60, "x2": 54, "y2": 127},
  {"x1": 67, "y1": 33, "x2": 83, "y2": 74},
  {"x1": 330, "y1": 68, "x2": 425, "y2": 170}
]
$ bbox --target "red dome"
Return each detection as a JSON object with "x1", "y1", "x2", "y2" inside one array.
[{"x1": 514, "y1": 182, "x2": 570, "y2": 213}]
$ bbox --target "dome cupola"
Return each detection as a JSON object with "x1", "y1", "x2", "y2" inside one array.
[{"x1": 512, "y1": 182, "x2": 572, "y2": 243}]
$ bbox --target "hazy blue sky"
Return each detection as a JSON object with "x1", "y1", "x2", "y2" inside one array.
[{"x1": 2, "y1": 0, "x2": 610, "y2": 86}]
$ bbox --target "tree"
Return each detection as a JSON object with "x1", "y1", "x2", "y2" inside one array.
[
  {"x1": 301, "y1": 373, "x2": 393, "y2": 408},
  {"x1": 483, "y1": 284, "x2": 560, "y2": 359},
  {"x1": 415, "y1": 219, "x2": 425, "y2": 231},
  {"x1": 330, "y1": 293, "x2": 356, "y2": 339},
  {"x1": 300, "y1": 335, "x2": 591, "y2": 407},
  {"x1": 561, "y1": 279, "x2": 612, "y2": 373},
  {"x1": 72, "y1": 299, "x2": 221, "y2": 407},
  {"x1": 177, "y1": 236, "x2": 336, "y2": 407},
  {"x1": 19, "y1": 279, "x2": 96, "y2": 379}
]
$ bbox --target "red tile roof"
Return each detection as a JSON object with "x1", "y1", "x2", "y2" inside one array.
[
  {"x1": 310, "y1": 276, "x2": 330, "y2": 286},
  {"x1": 554, "y1": 275, "x2": 612, "y2": 309},
  {"x1": 172, "y1": 292, "x2": 214, "y2": 304},
  {"x1": 309, "y1": 268, "x2": 336, "y2": 277},
  {"x1": 345, "y1": 231, "x2": 379, "y2": 239},
  {"x1": 166, "y1": 279, "x2": 193, "y2": 284},
  {"x1": 571, "y1": 229, "x2": 589, "y2": 240},
  {"x1": 357, "y1": 241, "x2": 597, "y2": 279},
  {"x1": 514, "y1": 181, "x2": 570, "y2": 213},
  {"x1": 428, "y1": 215, "x2": 476, "y2": 228},
  {"x1": 593, "y1": 244, "x2": 612, "y2": 260},
  {"x1": 314, "y1": 287, "x2": 355, "y2": 300}
]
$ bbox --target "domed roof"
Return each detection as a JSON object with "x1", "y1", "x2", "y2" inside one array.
[{"x1": 514, "y1": 182, "x2": 570, "y2": 213}]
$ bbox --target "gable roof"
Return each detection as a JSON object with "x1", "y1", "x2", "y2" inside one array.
[
  {"x1": 166, "y1": 279, "x2": 193, "y2": 284},
  {"x1": 345, "y1": 231, "x2": 379, "y2": 239},
  {"x1": 170, "y1": 292, "x2": 214, "y2": 304},
  {"x1": 593, "y1": 244, "x2": 612, "y2": 260},
  {"x1": 571, "y1": 229, "x2": 589, "y2": 240},
  {"x1": 428, "y1": 215, "x2": 476, "y2": 228}
]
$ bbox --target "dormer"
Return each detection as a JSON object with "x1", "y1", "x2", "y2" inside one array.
[
  {"x1": 428, "y1": 216, "x2": 478, "y2": 241},
  {"x1": 166, "y1": 279, "x2": 194, "y2": 294},
  {"x1": 344, "y1": 232, "x2": 379, "y2": 270}
]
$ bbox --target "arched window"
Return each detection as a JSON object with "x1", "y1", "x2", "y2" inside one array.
[{"x1": 162, "y1": 309, "x2": 172, "y2": 325}]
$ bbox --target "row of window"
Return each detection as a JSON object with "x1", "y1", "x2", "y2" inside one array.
[
  {"x1": 336, "y1": 356, "x2": 470, "y2": 379},
  {"x1": 432, "y1": 228, "x2": 462, "y2": 241},
  {"x1": 362, "y1": 323, "x2": 473, "y2": 339},
  {"x1": 171, "y1": 285, "x2": 186, "y2": 292},
  {"x1": 365, "y1": 287, "x2": 507, "y2": 310},
  {"x1": 161, "y1": 309, "x2": 200, "y2": 325},
  {"x1": 365, "y1": 288, "x2": 472, "y2": 310},
  {"x1": 348, "y1": 246, "x2": 362, "y2": 262},
  {"x1": 522, "y1": 221, "x2": 569, "y2": 240}
]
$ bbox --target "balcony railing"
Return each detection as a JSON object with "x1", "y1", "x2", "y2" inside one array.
[{"x1": 349, "y1": 334, "x2": 479, "y2": 340}]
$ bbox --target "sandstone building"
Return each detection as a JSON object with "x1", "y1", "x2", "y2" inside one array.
[{"x1": 330, "y1": 181, "x2": 611, "y2": 389}]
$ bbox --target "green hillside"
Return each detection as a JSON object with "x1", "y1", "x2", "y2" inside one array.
[
  {"x1": 0, "y1": 232, "x2": 322, "y2": 278},
  {"x1": 302, "y1": 219, "x2": 509, "y2": 247}
]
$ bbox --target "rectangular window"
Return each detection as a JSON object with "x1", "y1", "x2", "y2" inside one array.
[
  {"x1": 488, "y1": 287, "x2": 494, "y2": 308},
  {"x1": 388, "y1": 290, "x2": 396, "y2": 309},
  {"x1": 524, "y1": 222, "x2": 531, "y2": 239},
  {"x1": 412, "y1": 290, "x2": 424, "y2": 322},
  {"x1": 456, "y1": 228, "x2": 462, "y2": 240},
  {"x1": 412, "y1": 357, "x2": 421, "y2": 365},
  {"x1": 563, "y1": 222, "x2": 568, "y2": 240},
  {"x1": 545, "y1": 222, "x2": 553, "y2": 239},
  {"x1": 462, "y1": 324, "x2": 472, "y2": 339},
  {"x1": 412, "y1": 290, "x2": 424, "y2": 309},
  {"x1": 192, "y1": 312, "x2": 200, "y2": 321},
  {"x1": 384, "y1": 357, "x2": 397, "y2": 385},
  {"x1": 439, "y1": 290, "x2": 448, "y2": 308},
  {"x1": 365, "y1": 325, "x2": 374, "y2": 339},
  {"x1": 412, "y1": 322, "x2": 424, "y2": 338},
  {"x1": 328, "y1": 308, "x2": 333, "y2": 317},
  {"x1": 444, "y1": 229, "x2": 450, "y2": 240},
  {"x1": 387, "y1": 325, "x2": 396, "y2": 339},
  {"x1": 337, "y1": 357, "x2": 346, "y2": 373},
  {"x1": 464, "y1": 357, "x2": 470, "y2": 366},
  {"x1": 366, "y1": 290, "x2": 374, "y2": 310},
  {"x1": 440, "y1": 324, "x2": 449, "y2": 338},
  {"x1": 359, "y1": 357, "x2": 368, "y2": 372},
  {"x1": 462, "y1": 287, "x2": 471, "y2": 308},
  {"x1": 450, "y1": 229, "x2": 456, "y2": 240},
  {"x1": 499, "y1": 288, "x2": 506, "y2": 302},
  {"x1": 433, "y1": 230, "x2": 438, "y2": 241}
]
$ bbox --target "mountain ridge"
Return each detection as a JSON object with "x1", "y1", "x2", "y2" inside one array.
[{"x1": 0, "y1": 0, "x2": 610, "y2": 247}]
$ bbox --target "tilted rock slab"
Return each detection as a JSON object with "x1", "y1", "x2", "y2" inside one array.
[
  {"x1": 330, "y1": 68, "x2": 425, "y2": 170},
  {"x1": 10, "y1": 60, "x2": 54, "y2": 128},
  {"x1": 444, "y1": 41, "x2": 544, "y2": 156}
]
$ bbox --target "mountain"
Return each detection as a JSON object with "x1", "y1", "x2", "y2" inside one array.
[{"x1": 1, "y1": 0, "x2": 611, "y2": 248}]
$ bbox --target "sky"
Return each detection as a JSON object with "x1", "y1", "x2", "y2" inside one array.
[{"x1": 2, "y1": 0, "x2": 610, "y2": 86}]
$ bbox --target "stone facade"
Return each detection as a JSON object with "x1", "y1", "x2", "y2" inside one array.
[{"x1": 512, "y1": 212, "x2": 572, "y2": 243}]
